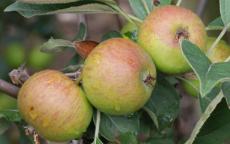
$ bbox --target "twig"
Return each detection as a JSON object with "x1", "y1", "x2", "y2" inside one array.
[{"x1": 0, "y1": 79, "x2": 19, "y2": 98}]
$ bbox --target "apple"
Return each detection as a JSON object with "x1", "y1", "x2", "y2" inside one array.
[
  {"x1": 138, "y1": 5, "x2": 207, "y2": 74},
  {"x1": 18, "y1": 70, "x2": 93, "y2": 142},
  {"x1": 28, "y1": 48, "x2": 54, "y2": 70},
  {"x1": 0, "y1": 91, "x2": 17, "y2": 111},
  {"x1": 181, "y1": 37, "x2": 230, "y2": 97},
  {"x1": 82, "y1": 38, "x2": 156, "y2": 115},
  {"x1": 4, "y1": 43, "x2": 25, "y2": 68},
  {"x1": 74, "y1": 40, "x2": 98, "y2": 59},
  {"x1": 206, "y1": 37, "x2": 230, "y2": 63}
]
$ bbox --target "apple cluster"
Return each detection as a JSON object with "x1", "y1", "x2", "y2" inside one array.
[{"x1": 17, "y1": 5, "x2": 230, "y2": 142}]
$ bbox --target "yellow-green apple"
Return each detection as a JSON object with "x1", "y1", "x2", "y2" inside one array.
[{"x1": 82, "y1": 38, "x2": 156, "y2": 115}]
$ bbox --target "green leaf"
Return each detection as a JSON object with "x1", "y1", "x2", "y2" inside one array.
[
  {"x1": 220, "y1": 0, "x2": 230, "y2": 25},
  {"x1": 74, "y1": 22, "x2": 87, "y2": 41},
  {"x1": 181, "y1": 40, "x2": 230, "y2": 97},
  {"x1": 185, "y1": 92, "x2": 224, "y2": 144},
  {"x1": 206, "y1": 17, "x2": 226, "y2": 31},
  {"x1": 0, "y1": 109, "x2": 21, "y2": 122},
  {"x1": 199, "y1": 86, "x2": 221, "y2": 112},
  {"x1": 40, "y1": 37, "x2": 74, "y2": 53},
  {"x1": 204, "y1": 62, "x2": 230, "y2": 94},
  {"x1": 117, "y1": 132, "x2": 138, "y2": 144},
  {"x1": 222, "y1": 82, "x2": 230, "y2": 108},
  {"x1": 193, "y1": 100, "x2": 230, "y2": 144},
  {"x1": 144, "y1": 77, "x2": 180, "y2": 130},
  {"x1": 181, "y1": 40, "x2": 211, "y2": 94},
  {"x1": 5, "y1": 1, "x2": 118, "y2": 18},
  {"x1": 128, "y1": 0, "x2": 153, "y2": 20},
  {"x1": 144, "y1": 138, "x2": 174, "y2": 144},
  {"x1": 97, "y1": 113, "x2": 139, "y2": 141},
  {"x1": 128, "y1": 0, "x2": 171, "y2": 20},
  {"x1": 101, "y1": 31, "x2": 122, "y2": 41}
]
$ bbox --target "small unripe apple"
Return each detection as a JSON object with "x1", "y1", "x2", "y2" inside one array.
[
  {"x1": 182, "y1": 37, "x2": 230, "y2": 97},
  {"x1": 28, "y1": 48, "x2": 54, "y2": 70},
  {"x1": 82, "y1": 38, "x2": 156, "y2": 115},
  {"x1": 4, "y1": 43, "x2": 25, "y2": 68},
  {"x1": 138, "y1": 5, "x2": 207, "y2": 74},
  {"x1": 0, "y1": 91, "x2": 17, "y2": 111},
  {"x1": 18, "y1": 70, "x2": 93, "y2": 142},
  {"x1": 19, "y1": 0, "x2": 77, "y2": 4}
]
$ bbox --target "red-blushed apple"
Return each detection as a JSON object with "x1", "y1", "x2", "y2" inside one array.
[
  {"x1": 82, "y1": 38, "x2": 156, "y2": 115},
  {"x1": 138, "y1": 5, "x2": 207, "y2": 74},
  {"x1": 18, "y1": 70, "x2": 93, "y2": 142}
]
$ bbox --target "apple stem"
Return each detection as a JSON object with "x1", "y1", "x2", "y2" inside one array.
[
  {"x1": 93, "y1": 110, "x2": 101, "y2": 144},
  {"x1": 176, "y1": 0, "x2": 183, "y2": 6},
  {"x1": 141, "y1": 0, "x2": 150, "y2": 14},
  {"x1": 207, "y1": 23, "x2": 230, "y2": 56}
]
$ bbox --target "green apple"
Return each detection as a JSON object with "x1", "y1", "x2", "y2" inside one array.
[
  {"x1": 182, "y1": 37, "x2": 230, "y2": 97},
  {"x1": 4, "y1": 43, "x2": 25, "y2": 68},
  {"x1": 0, "y1": 91, "x2": 17, "y2": 111},
  {"x1": 28, "y1": 48, "x2": 54, "y2": 70},
  {"x1": 82, "y1": 38, "x2": 156, "y2": 115},
  {"x1": 18, "y1": 70, "x2": 92, "y2": 142},
  {"x1": 138, "y1": 5, "x2": 207, "y2": 74}
]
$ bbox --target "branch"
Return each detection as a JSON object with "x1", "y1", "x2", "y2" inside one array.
[{"x1": 0, "y1": 79, "x2": 19, "y2": 99}]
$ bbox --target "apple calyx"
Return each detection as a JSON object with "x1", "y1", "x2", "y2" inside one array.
[
  {"x1": 175, "y1": 27, "x2": 189, "y2": 42},
  {"x1": 144, "y1": 74, "x2": 156, "y2": 87},
  {"x1": 153, "y1": 0, "x2": 160, "y2": 6}
]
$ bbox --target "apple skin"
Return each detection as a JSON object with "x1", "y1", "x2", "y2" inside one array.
[
  {"x1": 181, "y1": 73, "x2": 200, "y2": 97},
  {"x1": 4, "y1": 43, "x2": 25, "y2": 68},
  {"x1": 82, "y1": 38, "x2": 156, "y2": 115},
  {"x1": 206, "y1": 37, "x2": 230, "y2": 63},
  {"x1": 182, "y1": 37, "x2": 230, "y2": 97},
  {"x1": 0, "y1": 92, "x2": 17, "y2": 111},
  {"x1": 19, "y1": 0, "x2": 77, "y2": 4},
  {"x1": 138, "y1": 5, "x2": 207, "y2": 74},
  {"x1": 18, "y1": 70, "x2": 93, "y2": 142},
  {"x1": 28, "y1": 48, "x2": 54, "y2": 70}
]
